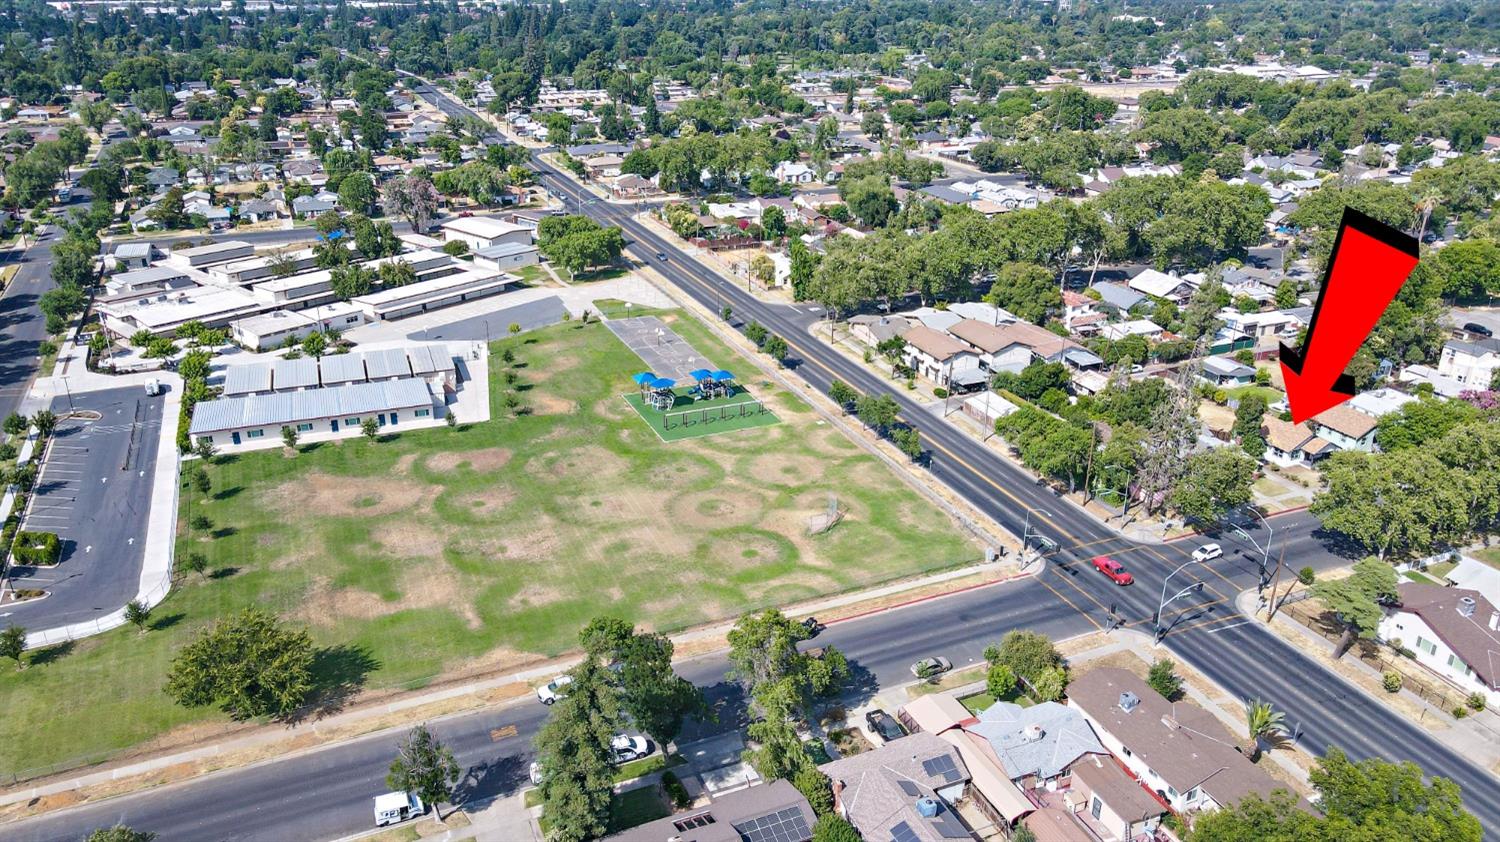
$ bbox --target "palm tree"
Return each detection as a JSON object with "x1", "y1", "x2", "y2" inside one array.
[
  {"x1": 1242, "y1": 698, "x2": 1286, "y2": 760},
  {"x1": 1414, "y1": 188, "x2": 1441, "y2": 242}
]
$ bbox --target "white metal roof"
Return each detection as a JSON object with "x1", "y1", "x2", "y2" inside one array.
[{"x1": 190, "y1": 379, "x2": 432, "y2": 435}]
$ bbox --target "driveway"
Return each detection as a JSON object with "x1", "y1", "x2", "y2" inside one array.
[{"x1": 3, "y1": 385, "x2": 164, "y2": 629}]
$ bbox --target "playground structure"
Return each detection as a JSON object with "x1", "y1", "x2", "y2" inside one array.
[
  {"x1": 688, "y1": 368, "x2": 737, "y2": 401},
  {"x1": 633, "y1": 371, "x2": 679, "y2": 411}
]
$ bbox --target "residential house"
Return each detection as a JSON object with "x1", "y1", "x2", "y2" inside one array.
[
  {"x1": 822, "y1": 732, "x2": 974, "y2": 842},
  {"x1": 772, "y1": 160, "x2": 817, "y2": 184},
  {"x1": 113, "y1": 243, "x2": 153, "y2": 271},
  {"x1": 1218, "y1": 308, "x2": 1303, "y2": 340},
  {"x1": 1127, "y1": 269, "x2": 1194, "y2": 303},
  {"x1": 1437, "y1": 338, "x2": 1500, "y2": 389},
  {"x1": 1092, "y1": 282, "x2": 1147, "y2": 314},
  {"x1": 897, "y1": 695, "x2": 1037, "y2": 834},
  {"x1": 1199, "y1": 356, "x2": 1256, "y2": 387},
  {"x1": 1379, "y1": 583, "x2": 1500, "y2": 709},
  {"x1": 602, "y1": 779, "x2": 814, "y2": 842},
  {"x1": 1062, "y1": 755, "x2": 1171, "y2": 842},
  {"x1": 1306, "y1": 404, "x2": 1377, "y2": 452},
  {"x1": 1347, "y1": 387, "x2": 1417, "y2": 420},
  {"x1": 1067, "y1": 668, "x2": 1288, "y2": 816},
  {"x1": 238, "y1": 197, "x2": 287, "y2": 223},
  {"x1": 1260, "y1": 416, "x2": 1336, "y2": 468},
  {"x1": 902, "y1": 325, "x2": 984, "y2": 385},
  {"x1": 966, "y1": 701, "x2": 1106, "y2": 789},
  {"x1": 1062, "y1": 290, "x2": 1106, "y2": 334},
  {"x1": 292, "y1": 192, "x2": 339, "y2": 217},
  {"x1": 849, "y1": 314, "x2": 913, "y2": 347},
  {"x1": 1100, "y1": 319, "x2": 1164, "y2": 342}
]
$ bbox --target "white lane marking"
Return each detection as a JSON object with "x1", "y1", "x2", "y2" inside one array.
[{"x1": 1207, "y1": 620, "x2": 1252, "y2": 633}]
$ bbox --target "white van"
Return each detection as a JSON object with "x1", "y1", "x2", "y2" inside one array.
[{"x1": 373, "y1": 791, "x2": 427, "y2": 827}]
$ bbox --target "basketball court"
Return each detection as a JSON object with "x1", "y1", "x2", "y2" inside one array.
[{"x1": 605, "y1": 316, "x2": 714, "y2": 384}]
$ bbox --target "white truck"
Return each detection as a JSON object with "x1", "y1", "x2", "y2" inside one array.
[
  {"x1": 373, "y1": 791, "x2": 427, "y2": 827},
  {"x1": 144, "y1": 379, "x2": 162, "y2": 397}
]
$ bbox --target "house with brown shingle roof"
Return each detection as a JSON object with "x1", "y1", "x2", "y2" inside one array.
[
  {"x1": 1307, "y1": 404, "x2": 1377, "y2": 452},
  {"x1": 1260, "y1": 416, "x2": 1337, "y2": 468},
  {"x1": 1066, "y1": 668, "x2": 1289, "y2": 816},
  {"x1": 1379, "y1": 583, "x2": 1500, "y2": 709},
  {"x1": 902, "y1": 324, "x2": 983, "y2": 385}
]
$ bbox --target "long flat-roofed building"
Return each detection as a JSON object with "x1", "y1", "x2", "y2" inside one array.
[{"x1": 189, "y1": 379, "x2": 438, "y2": 449}]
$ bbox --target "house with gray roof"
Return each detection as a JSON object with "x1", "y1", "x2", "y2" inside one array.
[
  {"x1": 1091, "y1": 282, "x2": 1146, "y2": 313},
  {"x1": 821, "y1": 731, "x2": 974, "y2": 842},
  {"x1": 967, "y1": 701, "x2": 1106, "y2": 786},
  {"x1": 603, "y1": 779, "x2": 813, "y2": 842}
]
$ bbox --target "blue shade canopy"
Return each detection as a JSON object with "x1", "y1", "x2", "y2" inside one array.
[
  {"x1": 632, "y1": 372, "x2": 657, "y2": 385},
  {"x1": 712, "y1": 370, "x2": 735, "y2": 381},
  {"x1": 689, "y1": 368, "x2": 714, "y2": 380},
  {"x1": 649, "y1": 377, "x2": 676, "y2": 389}
]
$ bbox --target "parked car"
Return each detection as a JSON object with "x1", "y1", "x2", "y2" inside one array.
[
  {"x1": 373, "y1": 791, "x2": 426, "y2": 827},
  {"x1": 610, "y1": 734, "x2": 651, "y2": 764},
  {"x1": 865, "y1": 709, "x2": 906, "y2": 744},
  {"x1": 1091, "y1": 555, "x2": 1134, "y2": 585},
  {"x1": 801, "y1": 616, "x2": 824, "y2": 637},
  {"x1": 1191, "y1": 543, "x2": 1223, "y2": 562},
  {"x1": 528, "y1": 760, "x2": 545, "y2": 786},
  {"x1": 909, "y1": 656, "x2": 952, "y2": 678},
  {"x1": 1463, "y1": 322, "x2": 1494, "y2": 338},
  {"x1": 537, "y1": 675, "x2": 573, "y2": 705}
]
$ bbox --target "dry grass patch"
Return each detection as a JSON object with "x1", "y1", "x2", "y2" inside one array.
[
  {"x1": 524, "y1": 445, "x2": 628, "y2": 481},
  {"x1": 670, "y1": 490, "x2": 767, "y2": 529},
  {"x1": 425, "y1": 447, "x2": 513, "y2": 473},
  {"x1": 262, "y1": 473, "x2": 437, "y2": 518},
  {"x1": 746, "y1": 451, "x2": 827, "y2": 486}
]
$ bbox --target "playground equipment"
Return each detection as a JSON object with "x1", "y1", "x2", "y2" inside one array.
[
  {"x1": 687, "y1": 368, "x2": 737, "y2": 401},
  {"x1": 645, "y1": 376, "x2": 677, "y2": 411}
]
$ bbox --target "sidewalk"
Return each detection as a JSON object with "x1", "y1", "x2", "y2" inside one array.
[{"x1": 1238, "y1": 589, "x2": 1500, "y2": 773}]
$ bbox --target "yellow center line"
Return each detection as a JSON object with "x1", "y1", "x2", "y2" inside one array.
[{"x1": 1035, "y1": 574, "x2": 1105, "y2": 632}]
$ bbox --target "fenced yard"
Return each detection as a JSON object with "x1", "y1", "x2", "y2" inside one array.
[{"x1": 0, "y1": 311, "x2": 979, "y2": 778}]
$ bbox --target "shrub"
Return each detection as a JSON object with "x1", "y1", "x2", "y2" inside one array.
[
  {"x1": 987, "y1": 663, "x2": 1017, "y2": 698},
  {"x1": 661, "y1": 770, "x2": 691, "y2": 809},
  {"x1": 1297, "y1": 566, "x2": 1315, "y2": 586},
  {"x1": 932, "y1": 387, "x2": 948, "y2": 399},
  {"x1": 1468, "y1": 693, "x2": 1486, "y2": 711},
  {"x1": 1453, "y1": 705, "x2": 1469, "y2": 719},
  {"x1": 1382, "y1": 671, "x2": 1402, "y2": 693},
  {"x1": 190, "y1": 513, "x2": 213, "y2": 532},
  {"x1": 12, "y1": 530, "x2": 60, "y2": 565}
]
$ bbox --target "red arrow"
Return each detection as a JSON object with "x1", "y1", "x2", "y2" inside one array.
[{"x1": 1280, "y1": 208, "x2": 1420, "y2": 424}]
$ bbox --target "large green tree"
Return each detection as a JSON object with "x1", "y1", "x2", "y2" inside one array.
[
  {"x1": 1311, "y1": 557, "x2": 1399, "y2": 656},
  {"x1": 164, "y1": 609, "x2": 314, "y2": 719},
  {"x1": 1170, "y1": 447, "x2": 1256, "y2": 525},
  {"x1": 535, "y1": 659, "x2": 621, "y2": 842}
]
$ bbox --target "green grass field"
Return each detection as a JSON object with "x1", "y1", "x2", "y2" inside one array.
[
  {"x1": 0, "y1": 311, "x2": 976, "y2": 777},
  {"x1": 623, "y1": 387, "x2": 780, "y2": 442}
]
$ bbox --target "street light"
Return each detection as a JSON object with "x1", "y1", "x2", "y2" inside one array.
[
  {"x1": 1021, "y1": 508, "x2": 1053, "y2": 567},
  {"x1": 1155, "y1": 558, "x2": 1206, "y2": 643},
  {"x1": 1228, "y1": 509, "x2": 1274, "y2": 595}
]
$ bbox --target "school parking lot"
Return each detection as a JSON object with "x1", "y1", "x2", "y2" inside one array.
[{"x1": 2, "y1": 385, "x2": 165, "y2": 629}]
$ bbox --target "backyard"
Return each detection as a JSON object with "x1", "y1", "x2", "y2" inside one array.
[{"x1": 0, "y1": 310, "x2": 978, "y2": 777}]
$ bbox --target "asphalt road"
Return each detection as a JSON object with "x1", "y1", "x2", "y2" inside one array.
[
  {"x1": 3, "y1": 386, "x2": 165, "y2": 629},
  {"x1": 0, "y1": 226, "x2": 59, "y2": 421},
  {"x1": 8, "y1": 82, "x2": 1494, "y2": 841}
]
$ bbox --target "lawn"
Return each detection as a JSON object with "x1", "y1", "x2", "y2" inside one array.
[
  {"x1": 607, "y1": 786, "x2": 669, "y2": 833},
  {"x1": 1474, "y1": 547, "x2": 1500, "y2": 569},
  {"x1": 0, "y1": 311, "x2": 977, "y2": 777},
  {"x1": 958, "y1": 687, "x2": 1033, "y2": 714},
  {"x1": 1225, "y1": 385, "x2": 1284, "y2": 405}
]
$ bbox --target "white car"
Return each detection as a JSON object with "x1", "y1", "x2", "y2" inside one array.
[
  {"x1": 610, "y1": 734, "x2": 651, "y2": 765},
  {"x1": 537, "y1": 675, "x2": 573, "y2": 705},
  {"x1": 1192, "y1": 543, "x2": 1223, "y2": 563},
  {"x1": 529, "y1": 760, "x2": 545, "y2": 786}
]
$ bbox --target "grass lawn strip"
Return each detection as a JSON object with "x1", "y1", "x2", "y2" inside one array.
[{"x1": 0, "y1": 311, "x2": 977, "y2": 776}]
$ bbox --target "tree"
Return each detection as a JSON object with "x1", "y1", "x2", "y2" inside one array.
[
  {"x1": 1011, "y1": 828, "x2": 1038, "y2": 842},
  {"x1": 124, "y1": 599, "x2": 151, "y2": 633},
  {"x1": 381, "y1": 172, "x2": 439, "y2": 233},
  {"x1": 362, "y1": 418, "x2": 380, "y2": 441},
  {"x1": 763, "y1": 334, "x2": 789, "y2": 366},
  {"x1": 1375, "y1": 397, "x2": 1478, "y2": 451},
  {"x1": 1312, "y1": 558, "x2": 1399, "y2": 657},
  {"x1": 85, "y1": 827, "x2": 157, "y2": 842},
  {"x1": 535, "y1": 659, "x2": 621, "y2": 842},
  {"x1": 987, "y1": 663, "x2": 1017, "y2": 698},
  {"x1": 3, "y1": 412, "x2": 27, "y2": 436},
  {"x1": 1147, "y1": 658, "x2": 1182, "y2": 701},
  {"x1": 1170, "y1": 447, "x2": 1255, "y2": 525},
  {"x1": 792, "y1": 766, "x2": 835, "y2": 816},
  {"x1": 330, "y1": 265, "x2": 375, "y2": 300},
  {"x1": 789, "y1": 240, "x2": 817, "y2": 302},
  {"x1": 991, "y1": 631, "x2": 1063, "y2": 689},
  {"x1": 388, "y1": 724, "x2": 462, "y2": 821},
  {"x1": 183, "y1": 551, "x2": 209, "y2": 580},
  {"x1": 32, "y1": 409, "x2": 57, "y2": 438},
  {"x1": 1275, "y1": 279, "x2": 1299, "y2": 309},
  {"x1": 828, "y1": 380, "x2": 857, "y2": 414},
  {"x1": 1312, "y1": 451, "x2": 1471, "y2": 559},
  {"x1": 761, "y1": 205, "x2": 787, "y2": 240},
  {"x1": 1233, "y1": 394, "x2": 1268, "y2": 442},
  {"x1": 1031, "y1": 666, "x2": 1068, "y2": 702},
  {"x1": 0, "y1": 626, "x2": 25, "y2": 669},
  {"x1": 301, "y1": 331, "x2": 328, "y2": 359},
  {"x1": 839, "y1": 175, "x2": 897, "y2": 228},
  {"x1": 337, "y1": 172, "x2": 376, "y2": 216},
  {"x1": 854, "y1": 394, "x2": 900, "y2": 433},
  {"x1": 812, "y1": 813, "x2": 861, "y2": 842},
  {"x1": 281, "y1": 425, "x2": 299, "y2": 450},
  {"x1": 984, "y1": 262, "x2": 1060, "y2": 324},
  {"x1": 1240, "y1": 698, "x2": 1285, "y2": 760},
  {"x1": 744, "y1": 321, "x2": 768, "y2": 347},
  {"x1": 164, "y1": 609, "x2": 314, "y2": 719}
]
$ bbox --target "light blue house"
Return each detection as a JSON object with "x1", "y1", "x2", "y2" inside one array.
[{"x1": 967, "y1": 700, "x2": 1107, "y2": 788}]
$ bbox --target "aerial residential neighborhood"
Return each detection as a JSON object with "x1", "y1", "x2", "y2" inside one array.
[{"x1": 0, "y1": 1, "x2": 1498, "y2": 841}]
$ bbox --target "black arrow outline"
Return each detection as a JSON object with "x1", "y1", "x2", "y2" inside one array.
[{"x1": 1279, "y1": 207, "x2": 1420, "y2": 398}]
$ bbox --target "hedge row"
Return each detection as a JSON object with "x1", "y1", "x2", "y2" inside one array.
[{"x1": 12, "y1": 530, "x2": 60, "y2": 566}]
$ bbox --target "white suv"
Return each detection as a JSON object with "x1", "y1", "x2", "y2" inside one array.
[
  {"x1": 1192, "y1": 543, "x2": 1223, "y2": 562},
  {"x1": 537, "y1": 675, "x2": 573, "y2": 705}
]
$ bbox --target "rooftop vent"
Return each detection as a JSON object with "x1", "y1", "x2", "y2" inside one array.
[
  {"x1": 1119, "y1": 691, "x2": 1140, "y2": 713},
  {"x1": 1022, "y1": 723, "x2": 1045, "y2": 743},
  {"x1": 916, "y1": 797, "x2": 941, "y2": 818},
  {"x1": 1460, "y1": 596, "x2": 1477, "y2": 618}
]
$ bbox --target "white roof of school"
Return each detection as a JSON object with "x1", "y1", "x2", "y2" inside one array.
[
  {"x1": 190, "y1": 379, "x2": 432, "y2": 434},
  {"x1": 440, "y1": 216, "x2": 531, "y2": 240}
]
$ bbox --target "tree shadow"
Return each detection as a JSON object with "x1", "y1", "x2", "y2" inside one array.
[
  {"x1": 211, "y1": 526, "x2": 238, "y2": 539},
  {"x1": 149, "y1": 612, "x2": 185, "y2": 632},
  {"x1": 212, "y1": 486, "x2": 243, "y2": 501},
  {"x1": 300, "y1": 442, "x2": 326, "y2": 454},
  {"x1": 837, "y1": 659, "x2": 880, "y2": 711},
  {"x1": 286, "y1": 643, "x2": 382, "y2": 723},
  {"x1": 452, "y1": 754, "x2": 528, "y2": 811},
  {"x1": 28, "y1": 640, "x2": 73, "y2": 667},
  {"x1": 208, "y1": 566, "x2": 240, "y2": 580}
]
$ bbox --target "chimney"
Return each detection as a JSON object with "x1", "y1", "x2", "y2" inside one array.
[{"x1": 1459, "y1": 596, "x2": 1477, "y2": 618}]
